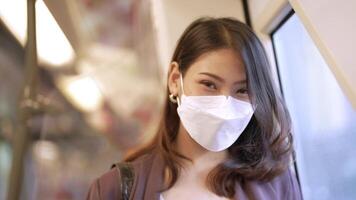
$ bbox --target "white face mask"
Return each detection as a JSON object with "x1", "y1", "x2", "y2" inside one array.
[{"x1": 176, "y1": 75, "x2": 254, "y2": 152}]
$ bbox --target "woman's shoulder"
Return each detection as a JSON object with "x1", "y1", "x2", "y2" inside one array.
[
  {"x1": 86, "y1": 151, "x2": 156, "y2": 200},
  {"x1": 244, "y1": 167, "x2": 302, "y2": 200},
  {"x1": 86, "y1": 167, "x2": 120, "y2": 200},
  {"x1": 269, "y1": 167, "x2": 301, "y2": 196}
]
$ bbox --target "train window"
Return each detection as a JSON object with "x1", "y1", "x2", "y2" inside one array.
[{"x1": 271, "y1": 13, "x2": 356, "y2": 200}]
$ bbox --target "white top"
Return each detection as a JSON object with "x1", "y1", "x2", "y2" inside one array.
[{"x1": 159, "y1": 194, "x2": 165, "y2": 200}]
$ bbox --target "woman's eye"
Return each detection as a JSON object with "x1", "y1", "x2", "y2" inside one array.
[
  {"x1": 236, "y1": 88, "x2": 248, "y2": 94},
  {"x1": 201, "y1": 81, "x2": 217, "y2": 90}
]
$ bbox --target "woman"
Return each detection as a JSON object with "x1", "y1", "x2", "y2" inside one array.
[{"x1": 87, "y1": 17, "x2": 302, "y2": 200}]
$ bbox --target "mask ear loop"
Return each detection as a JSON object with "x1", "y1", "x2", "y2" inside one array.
[
  {"x1": 177, "y1": 74, "x2": 184, "y2": 106},
  {"x1": 179, "y1": 74, "x2": 185, "y2": 95},
  {"x1": 177, "y1": 95, "x2": 181, "y2": 106}
]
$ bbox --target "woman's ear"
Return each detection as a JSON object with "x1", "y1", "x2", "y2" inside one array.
[{"x1": 168, "y1": 61, "x2": 180, "y2": 96}]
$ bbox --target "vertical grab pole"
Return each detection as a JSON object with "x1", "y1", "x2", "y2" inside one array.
[{"x1": 7, "y1": 0, "x2": 38, "y2": 199}]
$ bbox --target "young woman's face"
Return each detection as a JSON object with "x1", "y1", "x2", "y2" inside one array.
[{"x1": 169, "y1": 48, "x2": 250, "y2": 102}]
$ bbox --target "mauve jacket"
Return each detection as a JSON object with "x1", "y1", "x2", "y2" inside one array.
[{"x1": 86, "y1": 150, "x2": 303, "y2": 200}]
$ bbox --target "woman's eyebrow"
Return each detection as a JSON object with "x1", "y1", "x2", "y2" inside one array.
[
  {"x1": 234, "y1": 79, "x2": 247, "y2": 85},
  {"x1": 199, "y1": 72, "x2": 224, "y2": 82},
  {"x1": 198, "y1": 72, "x2": 246, "y2": 84}
]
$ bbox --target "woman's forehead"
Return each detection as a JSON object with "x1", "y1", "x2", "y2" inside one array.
[{"x1": 186, "y1": 49, "x2": 246, "y2": 80}]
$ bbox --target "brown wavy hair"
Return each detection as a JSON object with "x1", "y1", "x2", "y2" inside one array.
[{"x1": 125, "y1": 17, "x2": 294, "y2": 198}]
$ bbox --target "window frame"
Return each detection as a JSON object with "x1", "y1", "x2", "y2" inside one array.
[
  {"x1": 248, "y1": 1, "x2": 303, "y2": 197},
  {"x1": 269, "y1": 8, "x2": 302, "y2": 193}
]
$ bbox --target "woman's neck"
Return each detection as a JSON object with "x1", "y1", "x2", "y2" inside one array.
[
  {"x1": 175, "y1": 124, "x2": 228, "y2": 174},
  {"x1": 162, "y1": 125, "x2": 230, "y2": 199}
]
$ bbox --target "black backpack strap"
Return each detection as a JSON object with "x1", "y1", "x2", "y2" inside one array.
[{"x1": 111, "y1": 162, "x2": 135, "y2": 200}]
